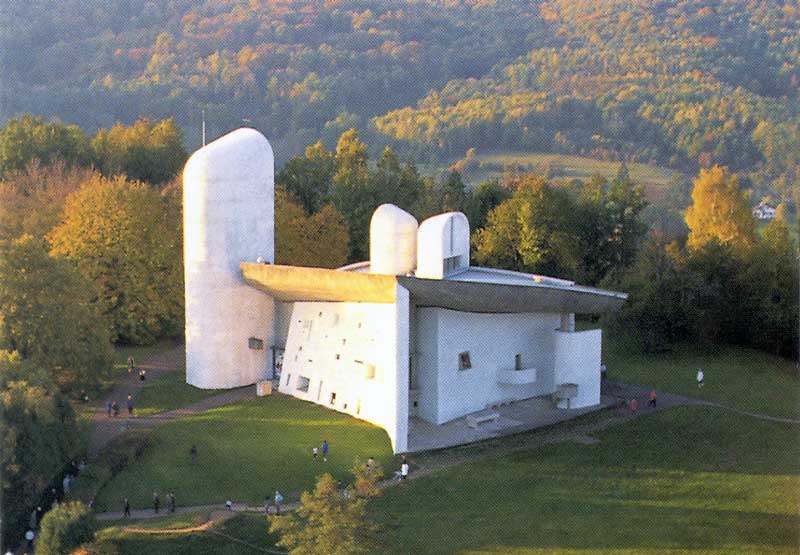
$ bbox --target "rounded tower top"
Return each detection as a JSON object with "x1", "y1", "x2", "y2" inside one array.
[{"x1": 369, "y1": 204, "x2": 418, "y2": 275}]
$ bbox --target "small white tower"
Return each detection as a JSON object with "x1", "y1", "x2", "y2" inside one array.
[
  {"x1": 369, "y1": 204, "x2": 418, "y2": 275},
  {"x1": 416, "y1": 212, "x2": 470, "y2": 279},
  {"x1": 183, "y1": 128, "x2": 275, "y2": 389}
]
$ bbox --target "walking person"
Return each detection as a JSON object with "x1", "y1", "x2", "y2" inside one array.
[
  {"x1": 126, "y1": 394, "x2": 134, "y2": 417},
  {"x1": 112, "y1": 400, "x2": 119, "y2": 417},
  {"x1": 321, "y1": 439, "x2": 329, "y2": 462},
  {"x1": 127, "y1": 355, "x2": 134, "y2": 374},
  {"x1": 106, "y1": 399, "x2": 113, "y2": 417},
  {"x1": 264, "y1": 495, "x2": 270, "y2": 515},
  {"x1": 648, "y1": 389, "x2": 657, "y2": 408},
  {"x1": 274, "y1": 491, "x2": 283, "y2": 515},
  {"x1": 153, "y1": 492, "x2": 160, "y2": 514},
  {"x1": 123, "y1": 498, "x2": 130, "y2": 518},
  {"x1": 696, "y1": 368, "x2": 704, "y2": 388},
  {"x1": 312, "y1": 446, "x2": 318, "y2": 459},
  {"x1": 400, "y1": 460, "x2": 409, "y2": 480},
  {"x1": 168, "y1": 492, "x2": 175, "y2": 513},
  {"x1": 190, "y1": 445, "x2": 198, "y2": 465},
  {"x1": 139, "y1": 368, "x2": 147, "y2": 382},
  {"x1": 226, "y1": 499, "x2": 233, "y2": 511}
]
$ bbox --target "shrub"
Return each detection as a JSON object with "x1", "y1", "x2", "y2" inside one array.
[
  {"x1": 68, "y1": 430, "x2": 151, "y2": 510},
  {"x1": 35, "y1": 502, "x2": 95, "y2": 555}
]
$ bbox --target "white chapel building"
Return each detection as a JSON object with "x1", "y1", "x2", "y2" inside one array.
[{"x1": 183, "y1": 128, "x2": 626, "y2": 453}]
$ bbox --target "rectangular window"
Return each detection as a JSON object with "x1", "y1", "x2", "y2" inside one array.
[
  {"x1": 330, "y1": 392, "x2": 336, "y2": 405},
  {"x1": 285, "y1": 373, "x2": 291, "y2": 386},
  {"x1": 458, "y1": 351, "x2": 471, "y2": 370},
  {"x1": 296, "y1": 376, "x2": 310, "y2": 392}
]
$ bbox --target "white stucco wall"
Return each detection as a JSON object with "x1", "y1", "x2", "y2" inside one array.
[
  {"x1": 553, "y1": 329, "x2": 602, "y2": 409},
  {"x1": 277, "y1": 289, "x2": 410, "y2": 453},
  {"x1": 183, "y1": 128, "x2": 275, "y2": 389},
  {"x1": 415, "y1": 308, "x2": 562, "y2": 424}
]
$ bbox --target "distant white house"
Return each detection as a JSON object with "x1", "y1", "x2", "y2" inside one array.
[
  {"x1": 182, "y1": 128, "x2": 627, "y2": 453},
  {"x1": 753, "y1": 201, "x2": 777, "y2": 220}
]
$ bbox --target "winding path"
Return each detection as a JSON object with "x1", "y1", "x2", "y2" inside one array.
[{"x1": 91, "y1": 358, "x2": 799, "y2": 523}]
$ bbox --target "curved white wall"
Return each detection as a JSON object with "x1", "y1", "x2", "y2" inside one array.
[
  {"x1": 416, "y1": 212, "x2": 470, "y2": 279},
  {"x1": 370, "y1": 204, "x2": 418, "y2": 275},
  {"x1": 184, "y1": 128, "x2": 275, "y2": 389}
]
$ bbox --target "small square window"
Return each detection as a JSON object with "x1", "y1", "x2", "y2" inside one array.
[
  {"x1": 335, "y1": 354, "x2": 340, "y2": 360},
  {"x1": 458, "y1": 351, "x2": 471, "y2": 370},
  {"x1": 330, "y1": 392, "x2": 336, "y2": 405}
]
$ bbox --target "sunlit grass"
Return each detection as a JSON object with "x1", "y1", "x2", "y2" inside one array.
[
  {"x1": 93, "y1": 394, "x2": 395, "y2": 511},
  {"x1": 134, "y1": 371, "x2": 227, "y2": 416},
  {"x1": 371, "y1": 406, "x2": 800, "y2": 555},
  {"x1": 600, "y1": 335, "x2": 800, "y2": 419}
]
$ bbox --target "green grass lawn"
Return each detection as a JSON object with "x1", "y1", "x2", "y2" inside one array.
[
  {"x1": 93, "y1": 394, "x2": 395, "y2": 511},
  {"x1": 601, "y1": 336, "x2": 800, "y2": 419},
  {"x1": 371, "y1": 406, "x2": 800, "y2": 555},
  {"x1": 95, "y1": 513, "x2": 277, "y2": 555},
  {"x1": 134, "y1": 371, "x2": 228, "y2": 416}
]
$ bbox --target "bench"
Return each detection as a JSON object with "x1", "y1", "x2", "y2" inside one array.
[{"x1": 466, "y1": 412, "x2": 500, "y2": 429}]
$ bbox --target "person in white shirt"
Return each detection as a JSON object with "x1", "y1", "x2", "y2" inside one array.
[
  {"x1": 400, "y1": 462, "x2": 409, "y2": 480},
  {"x1": 696, "y1": 369, "x2": 704, "y2": 388}
]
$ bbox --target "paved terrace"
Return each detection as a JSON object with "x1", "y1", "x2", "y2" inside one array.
[{"x1": 407, "y1": 393, "x2": 616, "y2": 452}]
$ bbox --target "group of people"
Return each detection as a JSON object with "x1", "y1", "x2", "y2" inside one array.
[
  {"x1": 122, "y1": 492, "x2": 176, "y2": 518},
  {"x1": 106, "y1": 393, "x2": 135, "y2": 417},
  {"x1": 128, "y1": 355, "x2": 147, "y2": 381},
  {"x1": 311, "y1": 439, "x2": 330, "y2": 461}
]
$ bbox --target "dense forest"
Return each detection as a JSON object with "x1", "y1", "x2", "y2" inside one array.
[{"x1": 1, "y1": 1, "x2": 797, "y2": 203}]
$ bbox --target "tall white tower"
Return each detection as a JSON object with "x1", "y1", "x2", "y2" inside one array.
[{"x1": 183, "y1": 128, "x2": 275, "y2": 389}]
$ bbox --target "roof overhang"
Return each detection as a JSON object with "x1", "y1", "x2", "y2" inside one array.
[{"x1": 241, "y1": 263, "x2": 626, "y2": 314}]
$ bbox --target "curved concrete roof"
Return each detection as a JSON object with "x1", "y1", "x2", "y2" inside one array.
[{"x1": 241, "y1": 263, "x2": 626, "y2": 314}]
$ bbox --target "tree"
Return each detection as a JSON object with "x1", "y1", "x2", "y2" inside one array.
[
  {"x1": 602, "y1": 233, "x2": 690, "y2": 352},
  {"x1": 35, "y1": 502, "x2": 94, "y2": 555},
  {"x1": 742, "y1": 210, "x2": 799, "y2": 357},
  {"x1": 685, "y1": 166, "x2": 755, "y2": 254},
  {"x1": 276, "y1": 141, "x2": 336, "y2": 214},
  {"x1": 275, "y1": 188, "x2": 349, "y2": 269},
  {"x1": 0, "y1": 161, "x2": 97, "y2": 242},
  {"x1": 270, "y1": 473, "x2": 384, "y2": 555},
  {"x1": 47, "y1": 174, "x2": 183, "y2": 344},
  {"x1": 473, "y1": 175, "x2": 580, "y2": 277},
  {"x1": 0, "y1": 235, "x2": 113, "y2": 391},
  {"x1": 331, "y1": 129, "x2": 374, "y2": 261},
  {"x1": 440, "y1": 170, "x2": 467, "y2": 212},
  {"x1": 1, "y1": 352, "x2": 80, "y2": 547},
  {"x1": 351, "y1": 458, "x2": 384, "y2": 499},
  {"x1": 90, "y1": 118, "x2": 186, "y2": 186},
  {"x1": 0, "y1": 115, "x2": 92, "y2": 177},
  {"x1": 464, "y1": 179, "x2": 512, "y2": 230}
]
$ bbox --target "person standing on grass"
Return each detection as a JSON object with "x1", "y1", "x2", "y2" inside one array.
[
  {"x1": 126, "y1": 394, "x2": 134, "y2": 416},
  {"x1": 648, "y1": 389, "x2": 657, "y2": 408},
  {"x1": 274, "y1": 491, "x2": 283, "y2": 515},
  {"x1": 112, "y1": 400, "x2": 119, "y2": 417},
  {"x1": 697, "y1": 368, "x2": 704, "y2": 388},
  {"x1": 226, "y1": 499, "x2": 233, "y2": 511},
  {"x1": 190, "y1": 445, "x2": 198, "y2": 465},
  {"x1": 153, "y1": 492, "x2": 160, "y2": 514},
  {"x1": 400, "y1": 461, "x2": 409, "y2": 480},
  {"x1": 123, "y1": 498, "x2": 130, "y2": 518},
  {"x1": 321, "y1": 439, "x2": 329, "y2": 462},
  {"x1": 139, "y1": 368, "x2": 147, "y2": 381},
  {"x1": 168, "y1": 492, "x2": 175, "y2": 513},
  {"x1": 106, "y1": 399, "x2": 113, "y2": 417},
  {"x1": 312, "y1": 446, "x2": 318, "y2": 459},
  {"x1": 128, "y1": 355, "x2": 134, "y2": 374}
]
